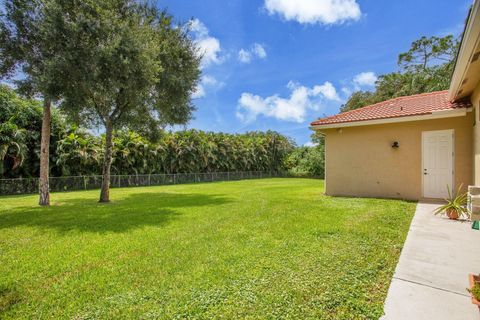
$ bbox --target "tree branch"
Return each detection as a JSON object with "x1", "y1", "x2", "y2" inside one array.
[{"x1": 91, "y1": 96, "x2": 106, "y2": 126}]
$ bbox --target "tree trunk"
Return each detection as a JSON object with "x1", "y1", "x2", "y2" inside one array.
[
  {"x1": 38, "y1": 98, "x2": 51, "y2": 206},
  {"x1": 99, "y1": 121, "x2": 114, "y2": 203}
]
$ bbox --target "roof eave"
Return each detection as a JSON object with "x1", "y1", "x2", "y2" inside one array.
[
  {"x1": 310, "y1": 108, "x2": 471, "y2": 130},
  {"x1": 448, "y1": 0, "x2": 480, "y2": 101}
]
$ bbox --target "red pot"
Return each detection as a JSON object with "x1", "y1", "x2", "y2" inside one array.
[{"x1": 446, "y1": 208, "x2": 459, "y2": 220}]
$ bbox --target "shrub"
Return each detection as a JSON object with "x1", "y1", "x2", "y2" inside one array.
[{"x1": 284, "y1": 146, "x2": 324, "y2": 178}]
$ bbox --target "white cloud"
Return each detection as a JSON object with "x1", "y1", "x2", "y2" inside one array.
[
  {"x1": 253, "y1": 43, "x2": 267, "y2": 59},
  {"x1": 341, "y1": 86, "x2": 352, "y2": 96},
  {"x1": 304, "y1": 141, "x2": 318, "y2": 147},
  {"x1": 197, "y1": 38, "x2": 222, "y2": 66},
  {"x1": 237, "y1": 81, "x2": 340, "y2": 123},
  {"x1": 190, "y1": 19, "x2": 209, "y2": 38},
  {"x1": 202, "y1": 75, "x2": 221, "y2": 87},
  {"x1": 238, "y1": 49, "x2": 252, "y2": 63},
  {"x1": 353, "y1": 71, "x2": 377, "y2": 88},
  {"x1": 238, "y1": 43, "x2": 267, "y2": 64},
  {"x1": 190, "y1": 19, "x2": 223, "y2": 67},
  {"x1": 192, "y1": 75, "x2": 225, "y2": 99},
  {"x1": 264, "y1": 0, "x2": 361, "y2": 25},
  {"x1": 338, "y1": 71, "x2": 377, "y2": 99},
  {"x1": 312, "y1": 82, "x2": 340, "y2": 101}
]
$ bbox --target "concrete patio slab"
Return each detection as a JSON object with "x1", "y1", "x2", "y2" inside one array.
[{"x1": 382, "y1": 202, "x2": 480, "y2": 320}]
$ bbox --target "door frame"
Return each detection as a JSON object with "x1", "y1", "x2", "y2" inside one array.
[{"x1": 421, "y1": 129, "x2": 455, "y2": 199}]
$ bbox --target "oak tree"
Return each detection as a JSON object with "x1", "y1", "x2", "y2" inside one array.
[
  {"x1": 0, "y1": 0, "x2": 69, "y2": 205},
  {"x1": 51, "y1": 0, "x2": 201, "y2": 202}
]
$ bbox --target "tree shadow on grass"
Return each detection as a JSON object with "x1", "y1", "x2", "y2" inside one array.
[{"x1": 0, "y1": 192, "x2": 232, "y2": 233}]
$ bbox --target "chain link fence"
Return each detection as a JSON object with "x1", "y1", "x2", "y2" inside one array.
[{"x1": 0, "y1": 171, "x2": 299, "y2": 196}]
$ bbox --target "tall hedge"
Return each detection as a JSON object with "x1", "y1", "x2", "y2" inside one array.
[
  {"x1": 53, "y1": 128, "x2": 294, "y2": 176},
  {"x1": 1, "y1": 85, "x2": 295, "y2": 178}
]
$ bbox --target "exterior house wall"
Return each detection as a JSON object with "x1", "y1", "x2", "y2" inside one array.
[
  {"x1": 472, "y1": 85, "x2": 480, "y2": 185},
  {"x1": 321, "y1": 114, "x2": 473, "y2": 200}
]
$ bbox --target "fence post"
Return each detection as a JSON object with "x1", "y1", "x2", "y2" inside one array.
[
  {"x1": 148, "y1": 174, "x2": 151, "y2": 186},
  {"x1": 227, "y1": 172, "x2": 230, "y2": 181},
  {"x1": 83, "y1": 176, "x2": 87, "y2": 190},
  {"x1": 173, "y1": 174, "x2": 176, "y2": 184}
]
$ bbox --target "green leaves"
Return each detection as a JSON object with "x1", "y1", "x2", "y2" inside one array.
[
  {"x1": 0, "y1": 0, "x2": 64, "y2": 99},
  {"x1": 341, "y1": 34, "x2": 459, "y2": 113},
  {"x1": 469, "y1": 282, "x2": 480, "y2": 302},
  {"x1": 1, "y1": 116, "x2": 295, "y2": 178},
  {"x1": 433, "y1": 184, "x2": 469, "y2": 219},
  {"x1": 398, "y1": 35, "x2": 458, "y2": 72},
  {"x1": 0, "y1": 85, "x2": 65, "y2": 178},
  {"x1": 149, "y1": 130, "x2": 294, "y2": 174},
  {"x1": 52, "y1": 0, "x2": 200, "y2": 133},
  {"x1": 55, "y1": 127, "x2": 102, "y2": 176},
  {"x1": 284, "y1": 146, "x2": 325, "y2": 177}
]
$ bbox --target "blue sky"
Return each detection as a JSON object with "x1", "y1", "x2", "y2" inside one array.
[{"x1": 160, "y1": 0, "x2": 471, "y2": 146}]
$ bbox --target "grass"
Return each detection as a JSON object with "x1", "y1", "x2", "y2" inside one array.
[{"x1": 0, "y1": 178, "x2": 415, "y2": 319}]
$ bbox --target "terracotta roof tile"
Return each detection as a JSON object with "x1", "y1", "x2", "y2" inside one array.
[{"x1": 310, "y1": 90, "x2": 471, "y2": 127}]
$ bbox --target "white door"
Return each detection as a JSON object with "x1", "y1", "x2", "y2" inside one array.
[{"x1": 422, "y1": 130, "x2": 454, "y2": 199}]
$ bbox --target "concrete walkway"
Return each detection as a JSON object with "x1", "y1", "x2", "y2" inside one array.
[{"x1": 382, "y1": 202, "x2": 480, "y2": 320}]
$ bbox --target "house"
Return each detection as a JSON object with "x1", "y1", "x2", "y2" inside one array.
[{"x1": 310, "y1": 0, "x2": 480, "y2": 200}]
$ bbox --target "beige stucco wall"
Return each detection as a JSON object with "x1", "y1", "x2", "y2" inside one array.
[
  {"x1": 472, "y1": 85, "x2": 480, "y2": 185},
  {"x1": 320, "y1": 114, "x2": 473, "y2": 200}
]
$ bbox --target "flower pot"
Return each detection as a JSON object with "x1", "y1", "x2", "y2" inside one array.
[
  {"x1": 468, "y1": 274, "x2": 480, "y2": 307},
  {"x1": 446, "y1": 208, "x2": 459, "y2": 220}
]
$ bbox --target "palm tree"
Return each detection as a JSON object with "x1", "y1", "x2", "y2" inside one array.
[
  {"x1": 56, "y1": 127, "x2": 101, "y2": 176},
  {"x1": 0, "y1": 122, "x2": 27, "y2": 177}
]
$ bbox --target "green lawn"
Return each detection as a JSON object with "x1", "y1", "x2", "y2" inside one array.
[{"x1": 0, "y1": 178, "x2": 415, "y2": 319}]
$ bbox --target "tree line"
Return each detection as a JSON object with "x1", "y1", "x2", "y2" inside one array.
[{"x1": 0, "y1": 85, "x2": 296, "y2": 179}]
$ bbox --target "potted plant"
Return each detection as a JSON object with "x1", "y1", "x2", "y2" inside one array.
[
  {"x1": 433, "y1": 184, "x2": 469, "y2": 220},
  {"x1": 468, "y1": 274, "x2": 480, "y2": 307}
]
